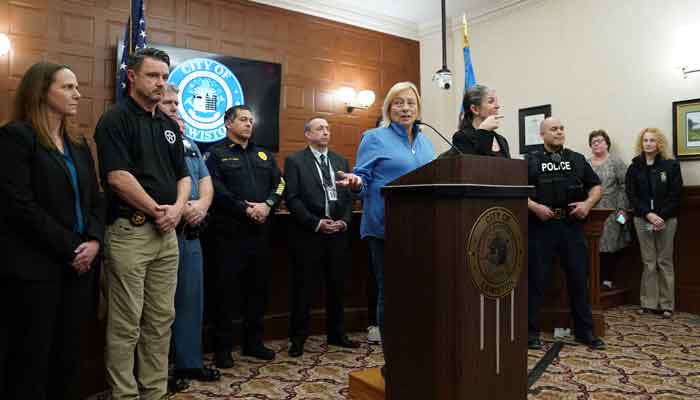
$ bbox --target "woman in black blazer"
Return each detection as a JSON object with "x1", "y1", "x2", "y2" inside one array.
[
  {"x1": 625, "y1": 128, "x2": 682, "y2": 318},
  {"x1": 450, "y1": 84, "x2": 510, "y2": 158},
  {"x1": 0, "y1": 62, "x2": 104, "y2": 399}
]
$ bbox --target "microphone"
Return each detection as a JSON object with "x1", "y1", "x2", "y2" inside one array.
[{"x1": 415, "y1": 120, "x2": 463, "y2": 155}]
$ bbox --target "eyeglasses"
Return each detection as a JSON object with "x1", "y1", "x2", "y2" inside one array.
[
  {"x1": 590, "y1": 138, "x2": 607, "y2": 145},
  {"x1": 391, "y1": 99, "x2": 417, "y2": 109}
]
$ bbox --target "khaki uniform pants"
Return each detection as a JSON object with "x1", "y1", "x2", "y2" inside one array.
[
  {"x1": 634, "y1": 217, "x2": 677, "y2": 311},
  {"x1": 104, "y1": 219, "x2": 179, "y2": 400}
]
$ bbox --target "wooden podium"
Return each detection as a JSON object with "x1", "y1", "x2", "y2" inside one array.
[{"x1": 370, "y1": 155, "x2": 531, "y2": 400}]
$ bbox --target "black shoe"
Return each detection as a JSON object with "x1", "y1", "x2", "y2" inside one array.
[
  {"x1": 528, "y1": 337, "x2": 542, "y2": 350},
  {"x1": 242, "y1": 344, "x2": 276, "y2": 360},
  {"x1": 214, "y1": 352, "x2": 234, "y2": 369},
  {"x1": 575, "y1": 335, "x2": 606, "y2": 350},
  {"x1": 289, "y1": 340, "x2": 304, "y2": 357},
  {"x1": 167, "y1": 376, "x2": 190, "y2": 394},
  {"x1": 328, "y1": 335, "x2": 361, "y2": 348},
  {"x1": 174, "y1": 367, "x2": 222, "y2": 382}
]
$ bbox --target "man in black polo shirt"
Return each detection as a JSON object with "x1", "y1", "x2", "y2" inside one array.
[
  {"x1": 94, "y1": 47, "x2": 191, "y2": 400},
  {"x1": 205, "y1": 105, "x2": 284, "y2": 368}
]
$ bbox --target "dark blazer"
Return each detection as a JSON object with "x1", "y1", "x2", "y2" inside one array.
[
  {"x1": 0, "y1": 121, "x2": 105, "y2": 281},
  {"x1": 283, "y1": 147, "x2": 353, "y2": 232},
  {"x1": 450, "y1": 124, "x2": 511, "y2": 158},
  {"x1": 625, "y1": 154, "x2": 683, "y2": 219}
]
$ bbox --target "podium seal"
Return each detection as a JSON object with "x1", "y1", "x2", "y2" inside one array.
[{"x1": 467, "y1": 207, "x2": 524, "y2": 299}]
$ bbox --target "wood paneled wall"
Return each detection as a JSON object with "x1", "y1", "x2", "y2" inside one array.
[
  {"x1": 0, "y1": 0, "x2": 420, "y2": 166},
  {"x1": 676, "y1": 186, "x2": 700, "y2": 314}
]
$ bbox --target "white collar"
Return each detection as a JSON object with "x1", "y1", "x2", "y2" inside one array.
[{"x1": 309, "y1": 146, "x2": 328, "y2": 160}]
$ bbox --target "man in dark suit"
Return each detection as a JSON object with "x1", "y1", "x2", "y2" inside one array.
[{"x1": 284, "y1": 116, "x2": 360, "y2": 357}]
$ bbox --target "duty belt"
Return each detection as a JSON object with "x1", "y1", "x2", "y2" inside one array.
[
  {"x1": 551, "y1": 207, "x2": 568, "y2": 220},
  {"x1": 176, "y1": 223, "x2": 204, "y2": 240}
]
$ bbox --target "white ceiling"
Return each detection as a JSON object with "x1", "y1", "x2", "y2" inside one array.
[{"x1": 251, "y1": 0, "x2": 523, "y2": 40}]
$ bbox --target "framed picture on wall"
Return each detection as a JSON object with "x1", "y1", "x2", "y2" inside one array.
[
  {"x1": 672, "y1": 98, "x2": 700, "y2": 160},
  {"x1": 518, "y1": 104, "x2": 551, "y2": 154}
]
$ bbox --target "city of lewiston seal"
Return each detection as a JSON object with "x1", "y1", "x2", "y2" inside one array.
[
  {"x1": 467, "y1": 207, "x2": 524, "y2": 299},
  {"x1": 169, "y1": 57, "x2": 244, "y2": 143}
]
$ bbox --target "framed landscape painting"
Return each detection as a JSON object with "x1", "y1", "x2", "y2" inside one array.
[{"x1": 673, "y1": 98, "x2": 700, "y2": 160}]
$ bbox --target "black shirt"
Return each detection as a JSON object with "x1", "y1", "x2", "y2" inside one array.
[
  {"x1": 205, "y1": 137, "x2": 284, "y2": 232},
  {"x1": 451, "y1": 125, "x2": 511, "y2": 158},
  {"x1": 94, "y1": 96, "x2": 188, "y2": 219}
]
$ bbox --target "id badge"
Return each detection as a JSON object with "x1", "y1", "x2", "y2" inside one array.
[{"x1": 327, "y1": 186, "x2": 338, "y2": 201}]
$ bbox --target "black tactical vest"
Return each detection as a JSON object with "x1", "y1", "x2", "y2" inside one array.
[{"x1": 529, "y1": 149, "x2": 586, "y2": 207}]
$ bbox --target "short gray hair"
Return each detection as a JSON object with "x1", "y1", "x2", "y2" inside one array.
[
  {"x1": 164, "y1": 83, "x2": 179, "y2": 94},
  {"x1": 303, "y1": 116, "x2": 327, "y2": 132}
]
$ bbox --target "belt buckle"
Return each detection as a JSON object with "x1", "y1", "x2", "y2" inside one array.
[
  {"x1": 130, "y1": 211, "x2": 147, "y2": 226},
  {"x1": 554, "y1": 208, "x2": 565, "y2": 220}
]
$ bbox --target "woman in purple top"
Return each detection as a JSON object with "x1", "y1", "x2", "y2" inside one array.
[{"x1": 352, "y1": 81, "x2": 435, "y2": 375}]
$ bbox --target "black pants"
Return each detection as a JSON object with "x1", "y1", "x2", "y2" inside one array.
[
  {"x1": 527, "y1": 219, "x2": 594, "y2": 339},
  {"x1": 0, "y1": 270, "x2": 94, "y2": 400},
  {"x1": 209, "y1": 235, "x2": 270, "y2": 352},
  {"x1": 288, "y1": 229, "x2": 349, "y2": 341}
]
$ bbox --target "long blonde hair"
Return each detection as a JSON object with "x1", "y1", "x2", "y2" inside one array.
[
  {"x1": 634, "y1": 128, "x2": 671, "y2": 159},
  {"x1": 379, "y1": 81, "x2": 422, "y2": 128},
  {"x1": 11, "y1": 62, "x2": 83, "y2": 149}
]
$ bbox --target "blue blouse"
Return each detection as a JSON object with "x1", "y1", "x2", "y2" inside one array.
[
  {"x1": 353, "y1": 122, "x2": 435, "y2": 239},
  {"x1": 61, "y1": 141, "x2": 84, "y2": 234}
]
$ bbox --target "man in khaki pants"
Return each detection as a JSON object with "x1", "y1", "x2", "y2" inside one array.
[{"x1": 94, "y1": 47, "x2": 191, "y2": 400}]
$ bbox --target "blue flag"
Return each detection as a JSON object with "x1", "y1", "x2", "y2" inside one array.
[
  {"x1": 116, "y1": 0, "x2": 147, "y2": 103},
  {"x1": 461, "y1": 15, "x2": 476, "y2": 113}
]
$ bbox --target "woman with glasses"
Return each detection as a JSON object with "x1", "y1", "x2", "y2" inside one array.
[
  {"x1": 586, "y1": 129, "x2": 631, "y2": 287},
  {"x1": 352, "y1": 81, "x2": 435, "y2": 376}
]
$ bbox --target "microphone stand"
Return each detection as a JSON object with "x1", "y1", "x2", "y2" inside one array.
[{"x1": 415, "y1": 120, "x2": 463, "y2": 155}]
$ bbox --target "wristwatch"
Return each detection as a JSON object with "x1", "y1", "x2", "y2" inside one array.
[{"x1": 264, "y1": 199, "x2": 275, "y2": 208}]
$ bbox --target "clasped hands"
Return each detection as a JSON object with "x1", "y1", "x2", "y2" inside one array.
[
  {"x1": 318, "y1": 219, "x2": 346, "y2": 234},
  {"x1": 72, "y1": 240, "x2": 99, "y2": 275},
  {"x1": 154, "y1": 203, "x2": 184, "y2": 233},
  {"x1": 245, "y1": 201, "x2": 271, "y2": 224},
  {"x1": 646, "y1": 212, "x2": 665, "y2": 231}
]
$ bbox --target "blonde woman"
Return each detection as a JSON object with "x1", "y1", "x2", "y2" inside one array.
[
  {"x1": 352, "y1": 82, "x2": 436, "y2": 376},
  {"x1": 625, "y1": 128, "x2": 682, "y2": 318}
]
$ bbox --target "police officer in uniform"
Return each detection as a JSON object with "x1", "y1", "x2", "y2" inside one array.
[
  {"x1": 526, "y1": 117, "x2": 605, "y2": 350},
  {"x1": 205, "y1": 105, "x2": 285, "y2": 368},
  {"x1": 158, "y1": 84, "x2": 221, "y2": 385}
]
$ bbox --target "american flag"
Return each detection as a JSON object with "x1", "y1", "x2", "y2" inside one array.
[{"x1": 115, "y1": 0, "x2": 147, "y2": 103}]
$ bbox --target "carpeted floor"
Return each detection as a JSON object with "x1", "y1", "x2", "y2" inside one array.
[
  {"x1": 90, "y1": 305, "x2": 700, "y2": 399},
  {"x1": 527, "y1": 306, "x2": 700, "y2": 399}
]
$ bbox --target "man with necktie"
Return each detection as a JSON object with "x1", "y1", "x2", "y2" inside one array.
[{"x1": 283, "y1": 116, "x2": 360, "y2": 357}]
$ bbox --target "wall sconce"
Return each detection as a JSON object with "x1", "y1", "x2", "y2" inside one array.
[
  {"x1": 682, "y1": 66, "x2": 700, "y2": 79},
  {"x1": 337, "y1": 86, "x2": 375, "y2": 113},
  {"x1": 0, "y1": 34, "x2": 11, "y2": 57}
]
